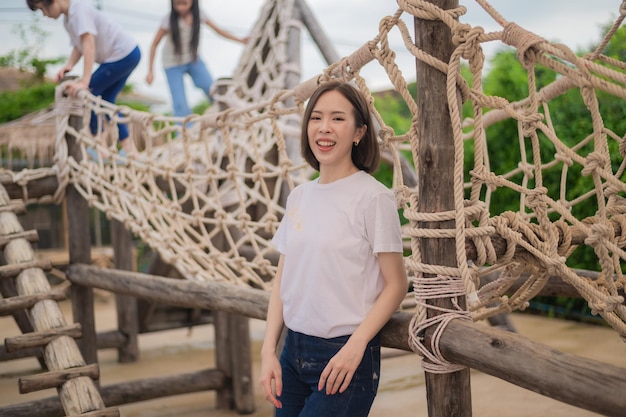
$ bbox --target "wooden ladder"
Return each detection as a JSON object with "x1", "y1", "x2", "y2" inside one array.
[{"x1": 0, "y1": 184, "x2": 119, "y2": 417}]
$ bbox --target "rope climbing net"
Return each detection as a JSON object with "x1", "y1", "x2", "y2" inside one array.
[{"x1": 4, "y1": 0, "x2": 626, "y2": 366}]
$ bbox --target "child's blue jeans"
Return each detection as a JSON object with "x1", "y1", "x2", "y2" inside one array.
[
  {"x1": 164, "y1": 57, "x2": 214, "y2": 118},
  {"x1": 89, "y1": 46, "x2": 141, "y2": 142},
  {"x1": 276, "y1": 329, "x2": 381, "y2": 417}
]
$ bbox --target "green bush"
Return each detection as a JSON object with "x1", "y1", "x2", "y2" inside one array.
[{"x1": 0, "y1": 82, "x2": 56, "y2": 123}]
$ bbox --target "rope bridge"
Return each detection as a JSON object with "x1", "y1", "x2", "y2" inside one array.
[{"x1": 5, "y1": 0, "x2": 626, "y2": 362}]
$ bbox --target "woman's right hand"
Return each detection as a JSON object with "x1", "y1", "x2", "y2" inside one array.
[
  {"x1": 145, "y1": 71, "x2": 154, "y2": 85},
  {"x1": 259, "y1": 350, "x2": 283, "y2": 408},
  {"x1": 55, "y1": 65, "x2": 72, "y2": 83}
]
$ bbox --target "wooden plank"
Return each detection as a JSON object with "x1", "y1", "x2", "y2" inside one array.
[
  {"x1": 0, "y1": 369, "x2": 225, "y2": 417},
  {"x1": 0, "y1": 229, "x2": 37, "y2": 250},
  {"x1": 0, "y1": 200, "x2": 26, "y2": 214},
  {"x1": 65, "y1": 408, "x2": 119, "y2": 417},
  {"x1": 0, "y1": 282, "x2": 69, "y2": 316},
  {"x1": 5, "y1": 323, "x2": 82, "y2": 352},
  {"x1": 67, "y1": 264, "x2": 268, "y2": 319},
  {"x1": 0, "y1": 259, "x2": 52, "y2": 279},
  {"x1": 19, "y1": 363, "x2": 100, "y2": 394},
  {"x1": 0, "y1": 171, "x2": 59, "y2": 201},
  {"x1": 0, "y1": 345, "x2": 43, "y2": 361}
]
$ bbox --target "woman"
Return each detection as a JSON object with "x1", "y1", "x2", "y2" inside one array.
[
  {"x1": 26, "y1": 0, "x2": 141, "y2": 156},
  {"x1": 145, "y1": 0, "x2": 248, "y2": 117},
  {"x1": 259, "y1": 81, "x2": 408, "y2": 416}
]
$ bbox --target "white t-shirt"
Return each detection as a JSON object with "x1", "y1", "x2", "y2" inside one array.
[
  {"x1": 159, "y1": 10, "x2": 210, "y2": 68},
  {"x1": 272, "y1": 170, "x2": 403, "y2": 339},
  {"x1": 64, "y1": 0, "x2": 137, "y2": 64}
]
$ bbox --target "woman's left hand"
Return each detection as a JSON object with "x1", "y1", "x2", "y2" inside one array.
[
  {"x1": 318, "y1": 339, "x2": 366, "y2": 395},
  {"x1": 64, "y1": 79, "x2": 89, "y2": 97}
]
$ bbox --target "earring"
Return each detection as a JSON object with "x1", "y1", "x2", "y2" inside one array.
[{"x1": 353, "y1": 141, "x2": 359, "y2": 147}]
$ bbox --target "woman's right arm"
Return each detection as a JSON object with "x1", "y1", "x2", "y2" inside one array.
[
  {"x1": 56, "y1": 47, "x2": 82, "y2": 83},
  {"x1": 146, "y1": 27, "x2": 167, "y2": 85},
  {"x1": 259, "y1": 254, "x2": 286, "y2": 408}
]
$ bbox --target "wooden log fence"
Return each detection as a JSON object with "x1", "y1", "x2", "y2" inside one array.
[{"x1": 57, "y1": 264, "x2": 626, "y2": 417}]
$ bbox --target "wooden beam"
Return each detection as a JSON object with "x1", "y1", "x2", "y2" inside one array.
[
  {"x1": 65, "y1": 408, "x2": 119, "y2": 417},
  {"x1": 0, "y1": 259, "x2": 52, "y2": 279},
  {"x1": 0, "y1": 229, "x2": 38, "y2": 249},
  {"x1": 5, "y1": 323, "x2": 82, "y2": 352},
  {"x1": 296, "y1": 0, "x2": 341, "y2": 65},
  {"x1": 0, "y1": 172, "x2": 59, "y2": 201},
  {"x1": 19, "y1": 363, "x2": 100, "y2": 394},
  {"x1": 0, "y1": 283, "x2": 69, "y2": 316},
  {"x1": 0, "y1": 369, "x2": 225, "y2": 417},
  {"x1": 438, "y1": 319, "x2": 626, "y2": 417}
]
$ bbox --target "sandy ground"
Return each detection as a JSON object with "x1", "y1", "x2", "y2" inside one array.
[{"x1": 1, "y1": 294, "x2": 626, "y2": 417}]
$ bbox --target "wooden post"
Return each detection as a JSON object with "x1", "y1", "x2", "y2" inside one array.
[
  {"x1": 229, "y1": 314, "x2": 254, "y2": 413},
  {"x1": 296, "y1": 0, "x2": 340, "y2": 65},
  {"x1": 110, "y1": 219, "x2": 139, "y2": 362},
  {"x1": 415, "y1": 1, "x2": 472, "y2": 416},
  {"x1": 64, "y1": 91, "x2": 98, "y2": 366},
  {"x1": 214, "y1": 310, "x2": 233, "y2": 409}
]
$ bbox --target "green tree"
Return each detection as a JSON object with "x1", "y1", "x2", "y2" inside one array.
[{"x1": 0, "y1": 15, "x2": 64, "y2": 82}]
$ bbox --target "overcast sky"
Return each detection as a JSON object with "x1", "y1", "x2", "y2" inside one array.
[{"x1": 0, "y1": 0, "x2": 621, "y2": 112}]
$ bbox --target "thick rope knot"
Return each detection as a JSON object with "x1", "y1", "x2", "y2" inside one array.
[
  {"x1": 520, "y1": 114, "x2": 544, "y2": 135},
  {"x1": 517, "y1": 161, "x2": 535, "y2": 179},
  {"x1": 394, "y1": 185, "x2": 413, "y2": 207},
  {"x1": 585, "y1": 222, "x2": 614, "y2": 247},
  {"x1": 409, "y1": 273, "x2": 469, "y2": 374},
  {"x1": 525, "y1": 187, "x2": 548, "y2": 210},
  {"x1": 502, "y1": 22, "x2": 547, "y2": 69},
  {"x1": 554, "y1": 220, "x2": 573, "y2": 256},
  {"x1": 378, "y1": 125, "x2": 395, "y2": 147},
  {"x1": 554, "y1": 151, "x2": 574, "y2": 166},
  {"x1": 541, "y1": 254, "x2": 567, "y2": 276},
  {"x1": 252, "y1": 164, "x2": 266, "y2": 182},
  {"x1": 264, "y1": 213, "x2": 279, "y2": 233},
  {"x1": 588, "y1": 294, "x2": 625, "y2": 316},
  {"x1": 453, "y1": 24, "x2": 484, "y2": 61},
  {"x1": 582, "y1": 151, "x2": 609, "y2": 177}
]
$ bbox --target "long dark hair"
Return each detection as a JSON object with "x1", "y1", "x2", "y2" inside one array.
[
  {"x1": 301, "y1": 81, "x2": 380, "y2": 173},
  {"x1": 26, "y1": 0, "x2": 52, "y2": 11},
  {"x1": 170, "y1": 0, "x2": 201, "y2": 61}
]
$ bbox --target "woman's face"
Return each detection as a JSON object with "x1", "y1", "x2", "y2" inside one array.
[
  {"x1": 33, "y1": 0, "x2": 63, "y2": 20},
  {"x1": 173, "y1": 0, "x2": 193, "y2": 14},
  {"x1": 306, "y1": 90, "x2": 365, "y2": 171}
]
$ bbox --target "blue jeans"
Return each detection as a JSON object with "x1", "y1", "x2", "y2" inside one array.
[
  {"x1": 89, "y1": 46, "x2": 141, "y2": 142},
  {"x1": 165, "y1": 57, "x2": 214, "y2": 118},
  {"x1": 277, "y1": 329, "x2": 381, "y2": 417}
]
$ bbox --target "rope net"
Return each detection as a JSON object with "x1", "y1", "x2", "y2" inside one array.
[{"x1": 4, "y1": 0, "x2": 626, "y2": 355}]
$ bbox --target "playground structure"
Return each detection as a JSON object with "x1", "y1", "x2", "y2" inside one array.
[{"x1": 1, "y1": 0, "x2": 626, "y2": 416}]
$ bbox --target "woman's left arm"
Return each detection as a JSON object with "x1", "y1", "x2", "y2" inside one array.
[
  {"x1": 65, "y1": 33, "x2": 96, "y2": 96},
  {"x1": 318, "y1": 251, "x2": 408, "y2": 395},
  {"x1": 204, "y1": 17, "x2": 249, "y2": 44}
]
